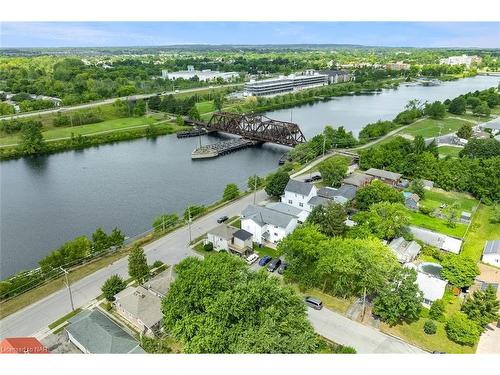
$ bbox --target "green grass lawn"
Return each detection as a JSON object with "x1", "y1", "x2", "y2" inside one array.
[
  {"x1": 438, "y1": 145, "x2": 462, "y2": 158},
  {"x1": 253, "y1": 243, "x2": 280, "y2": 259},
  {"x1": 420, "y1": 189, "x2": 478, "y2": 212},
  {"x1": 0, "y1": 116, "x2": 159, "y2": 145},
  {"x1": 195, "y1": 100, "x2": 215, "y2": 115},
  {"x1": 401, "y1": 115, "x2": 476, "y2": 138},
  {"x1": 407, "y1": 210, "x2": 468, "y2": 238},
  {"x1": 302, "y1": 289, "x2": 354, "y2": 315},
  {"x1": 462, "y1": 204, "x2": 498, "y2": 262},
  {"x1": 382, "y1": 288, "x2": 475, "y2": 353}
]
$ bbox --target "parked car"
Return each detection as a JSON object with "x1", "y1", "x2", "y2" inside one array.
[
  {"x1": 311, "y1": 175, "x2": 322, "y2": 181},
  {"x1": 277, "y1": 262, "x2": 288, "y2": 274},
  {"x1": 267, "y1": 258, "x2": 282, "y2": 272},
  {"x1": 258, "y1": 255, "x2": 272, "y2": 266},
  {"x1": 305, "y1": 296, "x2": 323, "y2": 310},
  {"x1": 217, "y1": 215, "x2": 229, "y2": 224},
  {"x1": 304, "y1": 178, "x2": 312, "y2": 183},
  {"x1": 245, "y1": 253, "x2": 259, "y2": 265}
]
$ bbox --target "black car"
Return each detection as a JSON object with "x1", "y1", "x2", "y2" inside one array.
[
  {"x1": 311, "y1": 175, "x2": 322, "y2": 181},
  {"x1": 267, "y1": 258, "x2": 282, "y2": 272},
  {"x1": 277, "y1": 262, "x2": 288, "y2": 274},
  {"x1": 304, "y1": 178, "x2": 312, "y2": 183},
  {"x1": 217, "y1": 215, "x2": 229, "y2": 224}
]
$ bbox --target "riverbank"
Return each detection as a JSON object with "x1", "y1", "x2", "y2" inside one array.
[{"x1": 0, "y1": 120, "x2": 188, "y2": 160}]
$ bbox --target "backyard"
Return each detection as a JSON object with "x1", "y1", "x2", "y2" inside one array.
[
  {"x1": 382, "y1": 288, "x2": 476, "y2": 354},
  {"x1": 407, "y1": 210, "x2": 468, "y2": 238},
  {"x1": 462, "y1": 204, "x2": 499, "y2": 262}
]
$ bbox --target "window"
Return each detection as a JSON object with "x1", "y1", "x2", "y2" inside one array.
[
  {"x1": 299, "y1": 203, "x2": 303, "y2": 207},
  {"x1": 288, "y1": 200, "x2": 292, "y2": 204},
  {"x1": 274, "y1": 232, "x2": 278, "y2": 236}
]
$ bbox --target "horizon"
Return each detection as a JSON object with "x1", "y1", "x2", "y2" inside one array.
[{"x1": 1, "y1": 22, "x2": 499, "y2": 49}]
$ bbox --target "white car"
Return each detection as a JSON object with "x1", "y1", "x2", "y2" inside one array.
[{"x1": 245, "y1": 253, "x2": 259, "y2": 265}]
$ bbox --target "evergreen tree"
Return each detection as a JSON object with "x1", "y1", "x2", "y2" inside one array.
[{"x1": 461, "y1": 285, "x2": 500, "y2": 329}]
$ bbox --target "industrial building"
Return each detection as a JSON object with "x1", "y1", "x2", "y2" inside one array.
[
  {"x1": 244, "y1": 70, "x2": 328, "y2": 96},
  {"x1": 161, "y1": 65, "x2": 239, "y2": 82}
]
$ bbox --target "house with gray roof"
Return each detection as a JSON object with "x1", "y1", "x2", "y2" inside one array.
[
  {"x1": 281, "y1": 179, "x2": 317, "y2": 212},
  {"x1": 343, "y1": 172, "x2": 373, "y2": 188},
  {"x1": 206, "y1": 224, "x2": 253, "y2": 255},
  {"x1": 388, "y1": 237, "x2": 422, "y2": 263},
  {"x1": 317, "y1": 184, "x2": 357, "y2": 205},
  {"x1": 365, "y1": 168, "x2": 402, "y2": 186},
  {"x1": 66, "y1": 309, "x2": 145, "y2": 353},
  {"x1": 113, "y1": 285, "x2": 163, "y2": 338},
  {"x1": 241, "y1": 204, "x2": 298, "y2": 245},
  {"x1": 482, "y1": 240, "x2": 500, "y2": 267},
  {"x1": 143, "y1": 268, "x2": 174, "y2": 298}
]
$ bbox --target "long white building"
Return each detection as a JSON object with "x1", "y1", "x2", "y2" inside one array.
[
  {"x1": 244, "y1": 70, "x2": 328, "y2": 96},
  {"x1": 439, "y1": 55, "x2": 482, "y2": 67},
  {"x1": 161, "y1": 65, "x2": 239, "y2": 82}
]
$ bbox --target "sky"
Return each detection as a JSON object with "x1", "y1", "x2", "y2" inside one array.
[{"x1": 1, "y1": 22, "x2": 499, "y2": 48}]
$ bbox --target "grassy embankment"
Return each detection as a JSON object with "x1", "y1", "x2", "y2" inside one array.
[{"x1": 438, "y1": 145, "x2": 462, "y2": 158}]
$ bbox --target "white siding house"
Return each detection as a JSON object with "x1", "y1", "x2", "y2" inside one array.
[
  {"x1": 281, "y1": 179, "x2": 317, "y2": 212},
  {"x1": 482, "y1": 240, "x2": 500, "y2": 267},
  {"x1": 241, "y1": 205, "x2": 298, "y2": 245}
]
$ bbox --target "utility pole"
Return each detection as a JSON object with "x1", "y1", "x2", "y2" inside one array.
[
  {"x1": 60, "y1": 267, "x2": 75, "y2": 311},
  {"x1": 188, "y1": 206, "x2": 192, "y2": 243},
  {"x1": 253, "y1": 175, "x2": 257, "y2": 204}
]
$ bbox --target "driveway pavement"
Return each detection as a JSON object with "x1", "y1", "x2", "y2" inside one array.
[
  {"x1": 307, "y1": 307, "x2": 426, "y2": 354},
  {"x1": 477, "y1": 323, "x2": 500, "y2": 353},
  {"x1": 0, "y1": 190, "x2": 267, "y2": 339}
]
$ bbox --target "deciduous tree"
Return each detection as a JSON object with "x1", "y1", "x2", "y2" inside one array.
[{"x1": 128, "y1": 245, "x2": 149, "y2": 282}]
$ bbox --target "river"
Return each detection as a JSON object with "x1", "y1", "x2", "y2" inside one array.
[{"x1": 1, "y1": 75, "x2": 498, "y2": 278}]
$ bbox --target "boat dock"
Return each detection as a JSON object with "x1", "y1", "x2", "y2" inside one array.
[
  {"x1": 191, "y1": 138, "x2": 257, "y2": 159},
  {"x1": 177, "y1": 128, "x2": 210, "y2": 138}
]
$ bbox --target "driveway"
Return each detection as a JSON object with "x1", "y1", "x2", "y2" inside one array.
[
  {"x1": 307, "y1": 307, "x2": 426, "y2": 354},
  {"x1": 0, "y1": 190, "x2": 268, "y2": 339},
  {"x1": 477, "y1": 323, "x2": 500, "y2": 353}
]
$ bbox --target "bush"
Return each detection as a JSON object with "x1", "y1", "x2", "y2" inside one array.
[
  {"x1": 445, "y1": 312, "x2": 481, "y2": 346},
  {"x1": 429, "y1": 299, "x2": 446, "y2": 321},
  {"x1": 152, "y1": 260, "x2": 164, "y2": 269},
  {"x1": 419, "y1": 205, "x2": 433, "y2": 216},
  {"x1": 424, "y1": 320, "x2": 437, "y2": 335},
  {"x1": 203, "y1": 243, "x2": 214, "y2": 252},
  {"x1": 332, "y1": 345, "x2": 357, "y2": 354}
]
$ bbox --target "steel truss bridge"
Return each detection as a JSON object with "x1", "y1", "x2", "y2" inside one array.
[{"x1": 205, "y1": 112, "x2": 306, "y2": 147}]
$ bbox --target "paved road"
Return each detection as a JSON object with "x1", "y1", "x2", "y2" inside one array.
[
  {"x1": 0, "y1": 190, "x2": 267, "y2": 339},
  {"x1": 307, "y1": 307, "x2": 426, "y2": 354},
  {"x1": 0, "y1": 84, "x2": 243, "y2": 121}
]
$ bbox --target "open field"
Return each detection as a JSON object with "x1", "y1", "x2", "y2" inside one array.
[
  {"x1": 195, "y1": 100, "x2": 215, "y2": 115},
  {"x1": 400, "y1": 115, "x2": 477, "y2": 138},
  {"x1": 407, "y1": 210, "x2": 468, "y2": 238},
  {"x1": 462, "y1": 204, "x2": 498, "y2": 262},
  {"x1": 438, "y1": 145, "x2": 462, "y2": 158}
]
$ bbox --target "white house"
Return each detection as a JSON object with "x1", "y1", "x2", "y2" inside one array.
[
  {"x1": 281, "y1": 179, "x2": 317, "y2": 212},
  {"x1": 206, "y1": 224, "x2": 238, "y2": 251},
  {"x1": 416, "y1": 271, "x2": 448, "y2": 307},
  {"x1": 241, "y1": 204, "x2": 298, "y2": 245},
  {"x1": 482, "y1": 240, "x2": 500, "y2": 267},
  {"x1": 206, "y1": 224, "x2": 253, "y2": 256}
]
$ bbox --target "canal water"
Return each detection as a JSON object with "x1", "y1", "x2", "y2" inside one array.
[{"x1": 1, "y1": 75, "x2": 498, "y2": 277}]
